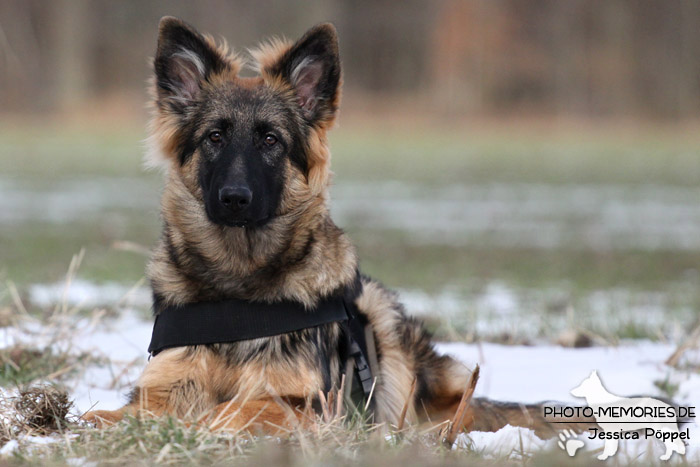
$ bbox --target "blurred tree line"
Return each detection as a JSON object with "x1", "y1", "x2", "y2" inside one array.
[{"x1": 0, "y1": 0, "x2": 698, "y2": 119}]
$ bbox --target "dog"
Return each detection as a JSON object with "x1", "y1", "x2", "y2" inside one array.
[
  {"x1": 82, "y1": 17, "x2": 570, "y2": 437},
  {"x1": 571, "y1": 371, "x2": 686, "y2": 460}
]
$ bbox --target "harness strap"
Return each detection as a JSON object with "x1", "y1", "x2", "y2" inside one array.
[
  {"x1": 148, "y1": 295, "x2": 348, "y2": 355},
  {"x1": 341, "y1": 275, "x2": 377, "y2": 407},
  {"x1": 147, "y1": 280, "x2": 377, "y2": 405}
]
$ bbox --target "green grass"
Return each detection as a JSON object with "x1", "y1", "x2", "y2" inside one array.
[
  {"x1": 653, "y1": 373, "x2": 680, "y2": 399},
  {"x1": 0, "y1": 414, "x2": 496, "y2": 466},
  {"x1": 0, "y1": 347, "x2": 73, "y2": 387},
  {"x1": 330, "y1": 121, "x2": 700, "y2": 186},
  {"x1": 0, "y1": 340, "x2": 103, "y2": 388},
  {"x1": 352, "y1": 229, "x2": 700, "y2": 292},
  {"x1": 0, "y1": 122, "x2": 148, "y2": 179},
  {"x1": 0, "y1": 219, "x2": 156, "y2": 285}
]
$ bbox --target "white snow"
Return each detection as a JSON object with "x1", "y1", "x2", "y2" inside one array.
[
  {"x1": 436, "y1": 341, "x2": 677, "y2": 404},
  {"x1": 29, "y1": 280, "x2": 152, "y2": 309},
  {"x1": 69, "y1": 311, "x2": 154, "y2": 413},
  {"x1": 0, "y1": 440, "x2": 19, "y2": 456},
  {"x1": 457, "y1": 425, "x2": 553, "y2": 459}
]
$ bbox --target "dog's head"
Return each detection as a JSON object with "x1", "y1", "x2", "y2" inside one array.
[
  {"x1": 148, "y1": 17, "x2": 341, "y2": 228},
  {"x1": 570, "y1": 370, "x2": 603, "y2": 398}
]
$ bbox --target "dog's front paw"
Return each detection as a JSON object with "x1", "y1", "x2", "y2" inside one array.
[
  {"x1": 82, "y1": 410, "x2": 124, "y2": 428},
  {"x1": 557, "y1": 429, "x2": 584, "y2": 457}
]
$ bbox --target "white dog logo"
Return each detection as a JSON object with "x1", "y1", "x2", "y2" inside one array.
[{"x1": 570, "y1": 370, "x2": 686, "y2": 461}]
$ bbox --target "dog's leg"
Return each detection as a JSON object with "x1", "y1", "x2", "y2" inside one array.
[
  {"x1": 81, "y1": 385, "x2": 171, "y2": 427},
  {"x1": 203, "y1": 397, "x2": 311, "y2": 434},
  {"x1": 83, "y1": 347, "x2": 218, "y2": 427},
  {"x1": 81, "y1": 409, "x2": 129, "y2": 427},
  {"x1": 427, "y1": 396, "x2": 551, "y2": 438},
  {"x1": 598, "y1": 437, "x2": 618, "y2": 460},
  {"x1": 660, "y1": 442, "x2": 673, "y2": 461},
  {"x1": 661, "y1": 437, "x2": 686, "y2": 461},
  {"x1": 425, "y1": 392, "x2": 598, "y2": 439},
  {"x1": 418, "y1": 356, "x2": 595, "y2": 438}
]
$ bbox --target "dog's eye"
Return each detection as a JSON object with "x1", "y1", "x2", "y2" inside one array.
[
  {"x1": 209, "y1": 131, "x2": 222, "y2": 143},
  {"x1": 263, "y1": 134, "x2": 277, "y2": 147}
]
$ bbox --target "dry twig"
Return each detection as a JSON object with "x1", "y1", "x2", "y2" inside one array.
[{"x1": 442, "y1": 365, "x2": 480, "y2": 448}]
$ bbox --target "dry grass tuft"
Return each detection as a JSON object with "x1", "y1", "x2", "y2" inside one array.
[
  {"x1": 13, "y1": 385, "x2": 73, "y2": 434},
  {"x1": 0, "y1": 384, "x2": 75, "y2": 450}
]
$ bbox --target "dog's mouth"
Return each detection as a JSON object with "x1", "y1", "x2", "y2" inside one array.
[
  {"x1": 203, "y1": 192, "x2": 273, "y2": 229},
  {"x1": 218, "y1": 215, "x2": 271, "y2": 229}
]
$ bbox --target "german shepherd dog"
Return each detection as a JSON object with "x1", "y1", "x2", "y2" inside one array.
[{"x1": 83, "y1": 17, "x2": 572, "y2": 437}]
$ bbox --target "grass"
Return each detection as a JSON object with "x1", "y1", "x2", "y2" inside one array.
[
  {"x1": 0, "y1": 219, "x2": 156, "y2": 285},
  {"x1": 0, "y1": 398, "x2": 684, "y2": 466},
  {"x1": 0, "y1": 121, "x2": 148, "y2": 179},
  {"x1": 0, "y1": 346, "x2": 92, "y2": 387},
  {"x1": 0, "y1": 384, "x2": 75, "y2": 453},
  {"x1": 0, "y1": 411, "x2": 505, "y2": 466},
  {"x1": 330, "y1": 119, "x2": 700, "y2": 186},
  {"x1": 653, "y1": 374, "x2": 681, "y2": 399},
  {"x1": 352, "y1": 229, "x2": 700, "y2": 292}
]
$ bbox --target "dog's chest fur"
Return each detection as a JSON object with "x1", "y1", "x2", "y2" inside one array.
[{"x1": 147, "y1": 172, "x2": 357, "y2": 308}]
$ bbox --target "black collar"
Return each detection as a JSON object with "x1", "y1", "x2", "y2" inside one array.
[{"x1": 148, "y1": 294, "x2": 350, "y2": 355}]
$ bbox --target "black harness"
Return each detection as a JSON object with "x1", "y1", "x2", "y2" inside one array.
[{"x1": 147, "y1": 283, "x2": 375, "y2": 406}]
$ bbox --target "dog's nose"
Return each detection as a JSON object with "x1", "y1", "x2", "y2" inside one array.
[{"x1": 218, "y1": 186, "x2": 252, "y2": 210}]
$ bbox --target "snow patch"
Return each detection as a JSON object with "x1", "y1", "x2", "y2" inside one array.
[
  {"x1": 459, "y1": 425, "x2": 550, "y2": 459},
  {"x1": 29, "y1": 280, "x2": 152, "y2": 309}
]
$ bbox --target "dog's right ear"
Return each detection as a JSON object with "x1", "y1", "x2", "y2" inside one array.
[
  {"x1": 154, "y1": 17, "x2": 227, "y2": 109},
  {"x1": 257, "y1": 23, "x2": 341, "y2": 128}
]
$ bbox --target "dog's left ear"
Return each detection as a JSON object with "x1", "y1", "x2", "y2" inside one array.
[
  {"x1": 263, "y1": 23, "x2": 341, "y2": 126},
  {"x1": 154, "y1": 17, "x2": 229, "y2": 108}
]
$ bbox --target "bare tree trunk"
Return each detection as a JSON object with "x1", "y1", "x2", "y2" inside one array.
[
  {"x1": 550, "y1": 0, "x2": 587, "y2": 117},
  {"x1": 678, "y1": 0, "x2": 700, "y2": 118},
  {"x1": 50, "y1": 0, "x2": 91, "y2": 110}
]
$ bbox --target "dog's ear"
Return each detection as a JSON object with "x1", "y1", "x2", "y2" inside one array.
[
  {"x1": 262, "y1": 23, "x2": 341, "y2": 127},
  {"x1": 154, "y1": 17, "x2": 228, "y2": 108}
]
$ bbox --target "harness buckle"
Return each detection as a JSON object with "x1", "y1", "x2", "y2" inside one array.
[{"x1": 349, "y1": 339, "x2": 374, "y2": 397}]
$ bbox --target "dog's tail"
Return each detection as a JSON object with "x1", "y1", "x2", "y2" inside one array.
[{"x1": 465, "y1": 398, "x2": 598, "y2": 439}]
